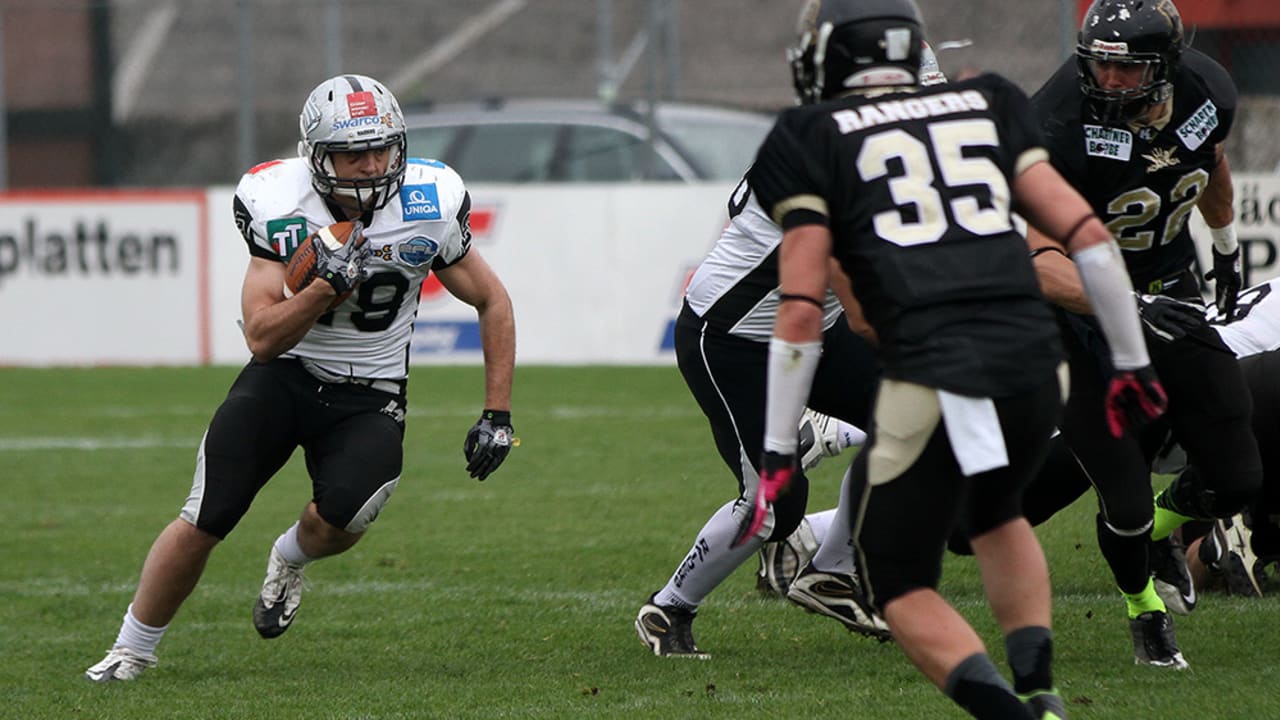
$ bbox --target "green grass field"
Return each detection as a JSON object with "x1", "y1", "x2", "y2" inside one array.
[{"x1": 2, "y1": 366, "x2": 1277, "y2": 719}]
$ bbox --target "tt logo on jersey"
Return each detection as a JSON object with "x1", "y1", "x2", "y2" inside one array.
[
  {"x1": 1142, "y1": 147, "x2": 1180, "y2": 173},
  {"x1": 398, "y1": 236, "x2": 439, "y2": 266},
  {"x1": 1176, "y1": 99, "x2": 1219, "y2": 151},
  {"x1": 1084, "y1": 125, "x2": 1132, "y2": 161},
  {"x1": 266, "y1": 217, "x2": 308, "y2": 258},
  {"x1": 401, "y1": 184, "x2": 442, "y2": 221}
]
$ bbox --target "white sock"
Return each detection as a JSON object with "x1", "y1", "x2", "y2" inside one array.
[
  {"x1": 654, "y1": 500, "x2": 762, "y2": 611},
  {"x1": 273, "y1": 522, "x2": 314, "y2": 565},
  {"x1": 114, "y1": 604, "x2": 167, "y2": 656},
  {"x1": 837, "y1": 421, "x2": 866, "y2": 450},
  {"x1": 809, "y1": 467, "x2": 858, "y2": 574},
  {"x1": 805, "y1": 508, "x2": 838, "y2": 546}
]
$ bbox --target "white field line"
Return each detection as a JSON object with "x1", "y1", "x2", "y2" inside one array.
[{"x1": 0, "y1": 404, "x2": 694, "y2": 451}]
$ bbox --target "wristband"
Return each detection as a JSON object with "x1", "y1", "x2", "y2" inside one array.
[
  {"x1": 1209, "y1": 223, "x2": 1238, "y2": 255},
  {"x1": 481, "y1": 409, "x2": 511, "y2": 425}
]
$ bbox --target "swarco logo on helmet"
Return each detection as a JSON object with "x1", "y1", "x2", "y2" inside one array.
[{"x1": 298, "y1": 74, "x2": 407, "y2": 212}]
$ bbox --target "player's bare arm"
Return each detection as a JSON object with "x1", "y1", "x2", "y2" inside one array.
[
  {"x1": 240, "y1": 256, "x2": 341, "y2": 362},
  {"x1": 1015, "y1": 161, "x2": 1108, "y2": 314},
  {"x1": 1198, "y1": 144, "x2": 1234, "y2": 228},
  {"x1": 829, "y1": 257, "x2": 876, "y2": 345},
  {"x1": 775, "y1": 224, "x2": 831, "y2": 344},
  {"x1": 436, "y1": 250, "x2": 516, "y2": 411}
]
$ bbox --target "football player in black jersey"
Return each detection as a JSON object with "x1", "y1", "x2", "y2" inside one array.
[
  {"x1": 1026, "y1": 0, "x2": 1262, "y2": 668},
  {"x1": 747, "y1": 1, "x2": 1163, "y2": 718},
  {"x1": 634, "y1": 41, "x2": 957, "y2": 661}
]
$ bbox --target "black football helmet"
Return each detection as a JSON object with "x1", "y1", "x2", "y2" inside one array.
[
  {"x1": 1076, "y1": 0, "x2": 1183, "y2": 123},
  {"x1": 789, "y1": 0, "x2": 925, "y2": 105}
]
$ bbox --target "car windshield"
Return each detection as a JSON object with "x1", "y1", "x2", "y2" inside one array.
[
  {"x1": 402, "y1": 102, "x2": 772, "y2": 183},
  {"x1": 656, "y1": 108, "x2": 773, "y2": 180}
]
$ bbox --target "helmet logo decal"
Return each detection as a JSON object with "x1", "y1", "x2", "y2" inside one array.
[
  {"x1": 346, "y1": 91, "x2": 378, "y2": 118},
  {"x1": 400, "y1": 184, "x2": 443, "y2": 221},
  {"x1": 1090, "y1": 39, "x2": 1128, "y2": 54},
  {"x1": 397, "y1": 236, "x2": 439, "y2": 267},
  {"x1": 884, "y1": 28, "x2": 913, "y2": 61}
]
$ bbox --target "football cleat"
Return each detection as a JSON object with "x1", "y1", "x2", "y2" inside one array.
[
  {"x1": 1019, "y1": 688, "x2": 1068, "y2": 720},
  {"x1": 798, "y1": 409, "x2": 843, "y2": 471},
  {"x1": 634, "y1": 594, "x2": 709, "y2": 658},
  {"x1": 1149, "y1": 534, "x2": 1196, "y2": 615},
  {"x1": 756, "y1": 518, "x2": 819, "y2": 598},
  {"x1": 85, "y1": 646, "x2": 157, "y2": 683},
  {"x1": 1215, "y1": 513, "x2": 1263, "y2": 597},
  {"x1": 786, "y1": 564, "x2": 891, "y2": 641},
  {"x1": 253, "y1": 546, "x2": 307, "y2": 639},
  {"x1": 1129, "y1": 610, "x2": 1188, "y2": 669}
]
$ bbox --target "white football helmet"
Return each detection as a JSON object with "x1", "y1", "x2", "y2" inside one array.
[{"x1": 298, "y1": 74, "x2": 407, "y2": 211}]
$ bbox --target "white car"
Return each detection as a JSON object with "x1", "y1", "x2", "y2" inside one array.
[{"x1": 403, "y1": 99, "x2": 773, "y2": 183}]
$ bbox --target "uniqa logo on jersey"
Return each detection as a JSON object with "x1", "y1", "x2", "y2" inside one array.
[
  {"x1": 400, "y1": 184, "x2": 442, "y2": 221},
  {"x1": 397, "y1": 236, "x2": 439, "y2": 266}
]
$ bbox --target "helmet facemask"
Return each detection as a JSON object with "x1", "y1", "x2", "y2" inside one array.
[
  {"x1": 1075, "y1": 0, "x2": 1183, "y2": 125},
  {"x1": 298, "y1": 75, "x2": 408, "y2": 212},
  {"x1": 1077, "y1": 44, "x2": 1174, "y2": 124}
]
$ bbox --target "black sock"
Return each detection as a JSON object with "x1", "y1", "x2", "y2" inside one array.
[
  {"x1": 1005, "y1": 625, "x2": 1053, "y2": 695},
  {"x1": 944, "y1": 652, "x2": 1030, "y2": 719}
]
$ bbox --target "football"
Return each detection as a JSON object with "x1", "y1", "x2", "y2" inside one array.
[{"x1": 283, "y1": 220, "x2": 363, "y2": 310}]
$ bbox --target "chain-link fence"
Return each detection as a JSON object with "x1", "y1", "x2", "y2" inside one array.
[{"x1": 1, "y1": 0, "x2": 1276, "y2": 187}]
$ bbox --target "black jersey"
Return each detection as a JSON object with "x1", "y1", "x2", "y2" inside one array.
[
  {"x1": 749, "y1": 74, "x2": 1062, "y2": 398},
  {"x1": 1033, "y1": 48, "x2": 1237, "y2": 292}
]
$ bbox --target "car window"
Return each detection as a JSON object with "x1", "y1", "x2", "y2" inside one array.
[
  {"x1": 406, "y1": 126, "x2": 460, "y2": 164},
  {"x1": 561, "y1": 125, "x2": 680, "y2": 182},
  {"x1": 410, "y1": 123, "x2": 560, "y2": 182},
  {"x1": 658, "y1": 116, "x2": 771, "y2": 180}
]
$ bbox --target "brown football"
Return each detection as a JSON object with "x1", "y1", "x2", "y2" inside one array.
[{"x1": 283, "y1": 220, "x2": 362, "y2": 310}]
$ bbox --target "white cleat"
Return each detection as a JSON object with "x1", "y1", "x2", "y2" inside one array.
[
  {"x1": 798, "y1": 409, "x2": 843, "y2": 471},
  {"x1": 85, "y1": 647, "x2": 157, "y2": 682},
  {"x1": 253, "y1": 546, "x2": 307, "y2": 639}
]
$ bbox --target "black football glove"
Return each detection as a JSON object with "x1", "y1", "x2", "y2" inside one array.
[
  {"x1": 1204, "y1": 246, "x2": 1242, "y2": 321},
  {"x1": 1134, "y1": 292, "x2": 1207, "y2": 342},
  {"x1": 312, "y1": 221, "x2": 371, "y2": 296},
  {"x1": 1105, "y1": 365, "x2": 1168, "y2": 439},
  {"x1": 463, "y1": 409, "x2": 514, "y2": 481}
]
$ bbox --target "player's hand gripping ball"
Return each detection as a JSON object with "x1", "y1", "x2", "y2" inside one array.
[{"x1": 283, "y1": 219, "x2": 371, "y2": 310}]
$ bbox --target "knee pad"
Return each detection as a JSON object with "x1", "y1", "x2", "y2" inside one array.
[{"x1": 319, "y1": 477, "x2": 400, "y2": 534}]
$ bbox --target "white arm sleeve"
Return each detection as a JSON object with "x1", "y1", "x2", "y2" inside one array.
[
  {"x1": 1073, "y1": 242, "x2": 1151, "y2": 370},
  {"x1": 764, "y1": 337, "x2": 823, "y2": 454}
]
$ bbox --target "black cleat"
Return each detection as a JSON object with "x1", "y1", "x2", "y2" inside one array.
[
  {"x1": 1129, "y1": 610, "x2": 1187, "y2": 669},
  {"x1": 1149, "y1": 535, "x2": 1196, "y2": 615},
  {"x1": 634, "y1": 594, "x2": 709, "y2": 658}
]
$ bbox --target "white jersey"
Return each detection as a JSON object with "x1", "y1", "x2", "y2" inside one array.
[
  {"x1": 684, "y1": 178, "x2": 843, "y2": 341},
  {"x1": 1211, "y1": 279, "x2": 1280, "y2": 358},
  {"x1": 233, "y1": 157, "x2": 471, "y2": 380}
]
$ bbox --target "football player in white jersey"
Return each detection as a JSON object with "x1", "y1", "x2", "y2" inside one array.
[
  {"x1": 634, "y1": 41, "x2": 953, "y2": 659},
  {"x1": 86, "y1": 74, "x2": 515, "y2": 682}
]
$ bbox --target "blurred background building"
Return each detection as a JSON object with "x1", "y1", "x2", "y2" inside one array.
[{"x1": 1, "y1": 0, "x2": 1278, "y2": 188}]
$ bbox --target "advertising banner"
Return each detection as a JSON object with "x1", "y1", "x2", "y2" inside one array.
[
  {"x1": 9, "y1": 175, "x2": 1280, "y2": 366},
  {"x1": 0, "y1": 191, "x2": 208, "y2": 365}
]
